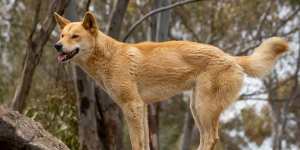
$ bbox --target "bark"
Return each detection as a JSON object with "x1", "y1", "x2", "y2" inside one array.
[
  {"x1": 95, "y1": 86, "x2": 123, "y2": 150},
  {"x1": 0, "y1": 106, "x2": 70, "y2": 150},
  {"x1": 154, "y1": 0, "x2": 171, "y2": 42},
  {"x1": 180, "y1": 109, "x2": 194, "y2": 150},
  {"x1": 10, "y1": 0, "x2": 69, "y2": 112},
  {"x1": 278, "y1": 31, "x2": 300, "y2": 148},
  {"x1": 264, "y1": 77, "x2": 282, "y2": 150},
  {"x1": 271, "y1": 101, "x2": 282, "y2": 150},
  {"x1": 148, "y1": 104, "x2": 160, "y2": 150},
  {"x1": 74, "y1": 67, "x2": 103, "y2": 150},
  {"x1": 106, "y1": 0, "x2": 130, "y2": 39}
]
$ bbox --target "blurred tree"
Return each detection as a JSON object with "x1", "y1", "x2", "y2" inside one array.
[
  {"x1": 10, "y1": 0, "x2": 70, "y2": 112},
  {"x1": 180, "y1": 101, "x2": 194, "y2": 150}
]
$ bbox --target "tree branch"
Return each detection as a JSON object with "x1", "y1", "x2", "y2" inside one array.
[
  {"x1": 279, "y1": 31, "x2": 300, "y2": 142},
  {"x1": 174, "y1": 7, "x2": 201, "y2": 42},
  {"x1": 235, "y1": 26, "x2": 300, "y2": 56},
  {"x1": 11, "y1": 0, "x2": 69, "y2": 112},
  {"x1": 254, "y1": 0, "x2": 273, "y2": 41},
  {"x1": 85, "y1": 0, "x2": 91, "y2": 11},
  {"x1": 28, "y1": 0, "x2": 42, "y2": 41},
  {"x1": 122, "y1": 0, "x2": 205, "y2": 42},
  {"x1": 273, "y1": 7, "x2": 300, "y2": 34}
]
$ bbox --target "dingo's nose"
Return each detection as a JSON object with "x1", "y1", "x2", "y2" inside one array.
[{"x1": 54, "y1": 43, "x2": 63, "y2": 52}]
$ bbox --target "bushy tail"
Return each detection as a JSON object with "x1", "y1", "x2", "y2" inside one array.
[{"x1": 234, "y1": 37, "x2": 289, "y2": 77}]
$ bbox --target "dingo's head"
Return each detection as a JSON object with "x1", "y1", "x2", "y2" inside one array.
[{"x1": 54, "y1": 12, "x2": 98, "y2": 63}]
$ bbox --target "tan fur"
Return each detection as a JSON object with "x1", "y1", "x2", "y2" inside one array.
[
  {"x1": 54, "y1": 12, "x2": 289, "y2": 150},
  {"x1": 235, "y1": 37, "x2": 288, "y2": 77}
]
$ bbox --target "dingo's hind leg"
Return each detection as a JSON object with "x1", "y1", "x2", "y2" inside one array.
[{"x1": 190, "y1": 68, "x2": 243, "y2": 150}]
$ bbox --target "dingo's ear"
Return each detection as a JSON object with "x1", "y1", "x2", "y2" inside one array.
[
  {"x1": 82, "y1": 12, "x2": 98, "y2": 34},
  {"x1": 54, "y1": 12, "x2": 70, "y2": 30}
]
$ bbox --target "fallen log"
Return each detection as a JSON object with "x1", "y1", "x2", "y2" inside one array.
[{"x1": 0, "y1": 106, "x2": 70, "y2": 150}]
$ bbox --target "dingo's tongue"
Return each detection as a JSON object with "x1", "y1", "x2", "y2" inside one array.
[{"x1": 57, "y1": 53, "x2": 66, "y2": 62}]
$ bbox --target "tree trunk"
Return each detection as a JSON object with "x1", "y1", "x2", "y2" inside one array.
[
  {"x1": 148, "y1": 1, "x2": 171, "y2": 150},
  {"x1": 10, "y1": 0, "x2": 69, "y2": 113},
  {"x1": 74, "y1": 67, "x2": 103, "y2": 150},
  {"x1": 148, "y1": 104, "x2": 160, "y2": 150},
  {"x1": 106, "y1": 0, "x2": 130, "y2": 39},
  {"x1": 11, "y1": 52, "x2": 37, "y2": 112},
  {"x1": 265, "y1": 78, "x2": 282, "y2": 150},
  {"x1": 180, "y1": 108, "x2": 194, "y2": 150},
  {"x1": 0, "y1": 106, "x2": 70, "y2": 150},
  {"x1": 271, "y1": 102, "x2": 282, "y2": 150}
]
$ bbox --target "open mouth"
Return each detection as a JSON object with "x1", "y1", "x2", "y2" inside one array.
[{"x1": 57, "y1": 48, "x2": 79, "y2": 63}]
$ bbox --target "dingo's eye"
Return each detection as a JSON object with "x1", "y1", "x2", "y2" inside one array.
[
  {"x1": 61, "y1": 34, "x2": 64, "y2": 38},
  {"x1": 72, "y1": 35, "x2": 79, "y2": 39}
]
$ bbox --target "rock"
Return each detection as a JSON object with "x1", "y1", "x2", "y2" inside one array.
[{"x1": 0, "y1": 106, "x2": 70, "y2": 150}]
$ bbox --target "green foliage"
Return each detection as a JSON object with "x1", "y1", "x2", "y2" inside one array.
[
  {"x1": 25, "y1": 82, "x2": 79, "y2": 150},
  {"x1": 241, "y1": 107, "x2": 272, "y2": 145},
  {"x1": 0, "y1": 76, "x2": 9, "y2": 103},
  {"x1": 159, "y1": 96, "x2": 187, "y2": 150},
  {"x1": 289, "y1": 0, "x2": 300, "y2": 5}
]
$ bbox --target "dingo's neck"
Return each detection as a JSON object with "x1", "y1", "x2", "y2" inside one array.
[{"x1": 74, "y1": 31, "x2": 122, "y2": 79}]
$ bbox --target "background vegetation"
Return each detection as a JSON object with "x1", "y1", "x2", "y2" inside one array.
[{"x1": 0, "y1": 0, "x2": 300, "y2": 150}]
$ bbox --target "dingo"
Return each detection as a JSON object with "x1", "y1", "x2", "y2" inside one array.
[{"x1": 54, "y1": 12, "x2": 288, "y2": 150}]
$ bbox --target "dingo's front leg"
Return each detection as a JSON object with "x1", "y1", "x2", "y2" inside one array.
[
  {"x1": 113, "y1": 81, "x2": 150, "y2": 150},
  {"x1": 121, "y1": 100, "x2": 150, "y2": 150}
]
